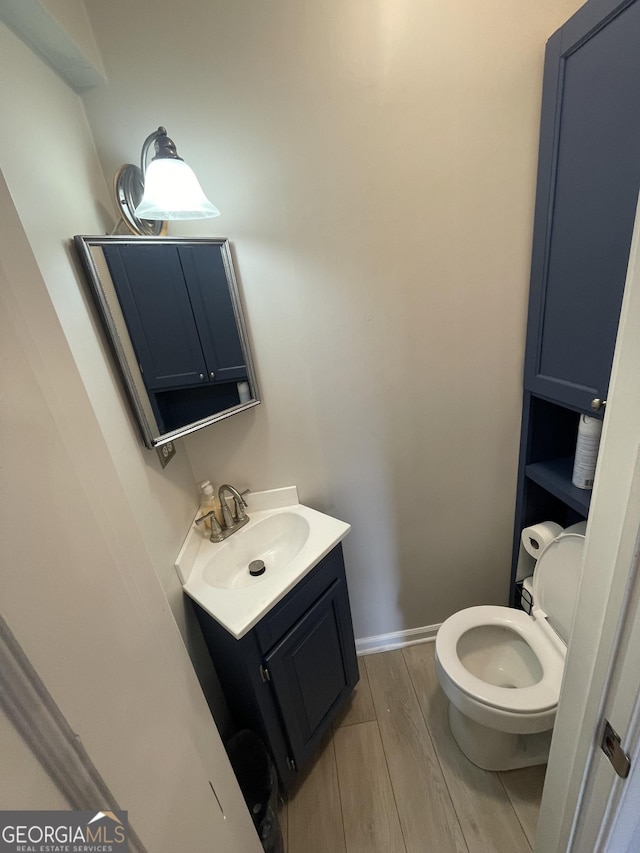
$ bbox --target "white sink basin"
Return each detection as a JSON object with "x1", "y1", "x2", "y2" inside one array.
[
  {"x1": 202, "y1": 511, "x2": 310, "y2": 590},
  {"x1": 175, "y1": 487, "x2": 350, "y2": 639}
]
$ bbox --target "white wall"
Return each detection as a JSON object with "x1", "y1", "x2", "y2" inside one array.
[
  {"x1": 0, "y1": 19, "x2": 233, "y2": 722},
  {"x1": 82, "y1": 0, "x2": 584, "y2": 639},
  {"x1": 0, "y1": 19, "x2": 194, "y2": 622}
]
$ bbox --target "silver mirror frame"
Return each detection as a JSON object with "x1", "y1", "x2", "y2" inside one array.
[{"x1": 74, "y1": 236, "x2": 260, "y2": 449}]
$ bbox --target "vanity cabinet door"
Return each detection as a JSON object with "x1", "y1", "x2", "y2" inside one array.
[{"x1": 265, "y1": 578, "x2": 358, "y2": 769}]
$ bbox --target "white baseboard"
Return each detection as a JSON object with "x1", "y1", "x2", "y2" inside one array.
[{"x1": 355, "y1": 623, "x2": 441, "y2": 656}]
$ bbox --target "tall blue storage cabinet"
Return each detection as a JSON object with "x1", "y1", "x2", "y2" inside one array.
[{"x1": 510, "y1": 0, "x2": 640, "y2": 603}]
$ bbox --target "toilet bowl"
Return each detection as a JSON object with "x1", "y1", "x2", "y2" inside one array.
[{"x1": 435, "y1": 524, "x2": 586, "y2": 771}]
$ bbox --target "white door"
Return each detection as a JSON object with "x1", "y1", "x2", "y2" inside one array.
[
  {"x1": 573, "y1": 536, "x2": 640, "y2": 853},
  {"x1": 569, "y1": 460, "x2": 640, "y2": 851},
  {"x1": 535, "y1": 196, "x2": 640, "y2": 852}
]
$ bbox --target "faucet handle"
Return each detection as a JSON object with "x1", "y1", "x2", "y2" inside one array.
[
  {"x1": 195, "y1": 510, "x2": 224, "y2": 542},
  {"x1": 195, "y1": 510, "x2": 216, "y2": 526}
]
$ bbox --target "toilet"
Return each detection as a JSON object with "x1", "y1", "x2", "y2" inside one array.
[{"x1": 435, "y1": 523, "x2": 586, "y2": 771}]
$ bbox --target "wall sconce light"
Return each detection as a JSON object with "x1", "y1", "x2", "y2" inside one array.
[{"x1": 114, "y1": 126, "x2": 220, "y2": 236}]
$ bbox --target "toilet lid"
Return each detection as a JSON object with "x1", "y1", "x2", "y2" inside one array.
[{"x1": 533, "y1": 529, "x2": 585, "y2": 644}]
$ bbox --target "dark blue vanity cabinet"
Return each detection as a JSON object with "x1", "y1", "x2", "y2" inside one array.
[
  {"x1": 103, "y1": 242, "x2": 248, "y2": 432},
  {"x1": 510, "y1": 0, "x2": 640, "y2": 604},
  {"x1": 194, "y1": 544, "x2": 359, "y2": 790}
]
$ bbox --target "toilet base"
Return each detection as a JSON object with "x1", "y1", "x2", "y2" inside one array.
[{"x1": 448, "y1": 703, "x2": 551, "y2": 771}]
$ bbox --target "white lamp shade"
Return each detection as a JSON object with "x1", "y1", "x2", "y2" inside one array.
[{"x1": 134, "y1": 158, "x2": 220, "y2": 220}]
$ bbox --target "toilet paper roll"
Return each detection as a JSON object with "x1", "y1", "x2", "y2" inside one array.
[{"x1": 521, "y1": 521, "x2": 563, "y2": 558}]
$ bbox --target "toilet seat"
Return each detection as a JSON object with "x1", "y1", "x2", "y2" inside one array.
[
  {"x1": 435, "y1": 605, "x2": 564, "y2": 714},
  {"x1": 533, "y1": 529, "x2": 586, "y2": 644}
]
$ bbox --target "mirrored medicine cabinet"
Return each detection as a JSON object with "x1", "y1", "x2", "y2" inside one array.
[{"x1": 74, "y1": 236, "x2": 260, "y2": 449}]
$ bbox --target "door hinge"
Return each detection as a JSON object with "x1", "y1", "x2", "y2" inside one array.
[
  {"x1": 286, "y1": 756, "x2": 296, "y2": 772},
  {"x1": 601, "y1": 719, "x2": 631, "y2": 779},
  {"x1": 259, "y1": 664, "x2": 271, "y2": 683}
]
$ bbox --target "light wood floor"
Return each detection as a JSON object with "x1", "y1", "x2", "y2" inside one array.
[{"x1": 279, "y1": 643, "x2": 545, "y2": 853}]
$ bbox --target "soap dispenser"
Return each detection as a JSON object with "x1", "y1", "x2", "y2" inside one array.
[{"x1": 198, "y1": 480, "x2": 219, "y2": 530}]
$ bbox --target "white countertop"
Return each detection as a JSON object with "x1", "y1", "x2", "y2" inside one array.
[{"x1": 175, "y1": 486, "x2": 350, "y2": 639}]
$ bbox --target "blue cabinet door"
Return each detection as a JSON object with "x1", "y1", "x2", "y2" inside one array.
[
  {"x1": 265, "y1": 578, "x2": 358, "y2": 769},
  {"x1": 524, "y1": 0, "x2": 640, "y2": 412},
  {"x1": 104, "y1": 244, "x2": 208, "y2": 390},
  {"x1": 178, "y1": 246, "x2": 247, "y2": 383}
]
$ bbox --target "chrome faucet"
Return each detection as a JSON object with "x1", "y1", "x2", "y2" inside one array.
[
  {"x1": 196, "y1": 484, "x2": 250, "y2": 543},
  {"x1": 218, "y1": 484, "x2": 249, "y2": 530}
]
